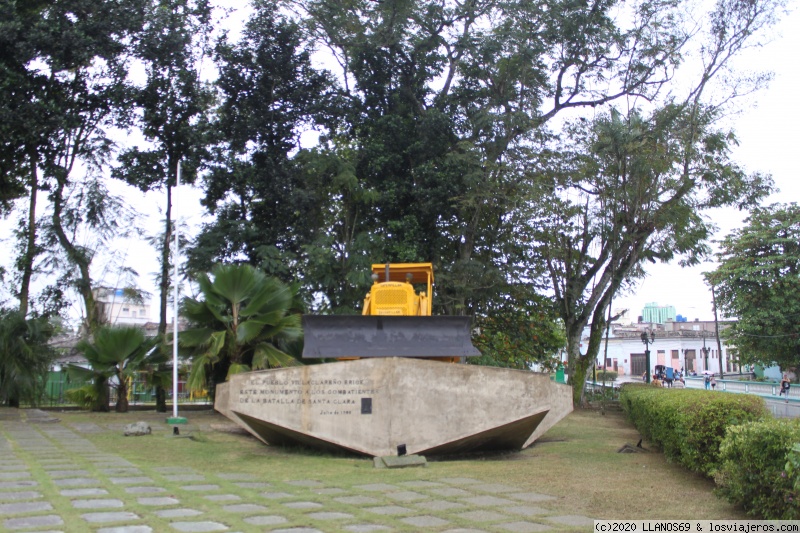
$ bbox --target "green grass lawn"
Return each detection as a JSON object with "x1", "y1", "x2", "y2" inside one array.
[
  {"x1": 42, "y1": 407, "x2": 744, "y2": 520},
  {"x1": 0, "y1": 406, "x2": 748, "y2": 533}
]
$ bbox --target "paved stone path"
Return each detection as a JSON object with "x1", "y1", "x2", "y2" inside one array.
[{"x1": 0, "y1": 409, "x2": 594, "y2": 532}]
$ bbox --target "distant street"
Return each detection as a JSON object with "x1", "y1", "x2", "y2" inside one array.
[{"x1": 592, "y1": 374, "x2": 799, "y2": 419}]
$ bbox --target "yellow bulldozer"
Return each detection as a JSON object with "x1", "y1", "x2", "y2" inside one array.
[{"x1": 302, "y1": 262, "x2": 480, "y2": 360}]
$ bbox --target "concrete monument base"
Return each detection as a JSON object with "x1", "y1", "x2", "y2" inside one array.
[{"x1": 214, "y1": 357, "x2": 572, "y2": 457}]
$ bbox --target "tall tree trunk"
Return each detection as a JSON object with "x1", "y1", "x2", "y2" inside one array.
[
  {"x1": 155, "y1": 180, "x2": 173, "y2": 413},
  {"x1": 115, "y1": 376, "x2": 129, "y2": 413},
  {"x1": 92, "y1": 377, "x2": 110, "y2": 412},
  {"x1": 18, "y1": 150, "x2": 39, "y2": 317},
  {"x1": 159, "y1": 183, "x2": 172, "y2": 337},
  {"x1": 51, "y1": 180, "x2": 99, "y2": 335}
]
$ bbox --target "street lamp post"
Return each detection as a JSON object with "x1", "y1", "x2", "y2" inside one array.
[
  {"x1": 641, "y1": 330, "x2": 655, "y2": 384},
  {"x1": 701, "y1": 333, "x2": 711, "y2": 375}
]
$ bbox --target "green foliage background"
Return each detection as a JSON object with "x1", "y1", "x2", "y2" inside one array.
[{"x1": 709, "y1": 203, "x2": 800, "y2": 373}]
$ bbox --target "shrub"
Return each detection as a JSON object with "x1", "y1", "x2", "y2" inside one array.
[
  {"x1": 620, "y1": 387, "x2": 768, "y2": 476},
  {"x1": 715, "y1": 418, "x2": 800, "y2": 519},
  {"x1": 595, "y1": 370, "x2": 618, "y2": 382},
  {"x1": 64, "y1": 385, "x2": 100, "y2": 409}
]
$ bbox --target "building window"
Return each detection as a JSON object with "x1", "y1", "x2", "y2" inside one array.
[
  {"x1": 671, "y1": 350, "x2": 679, "y2": 360},
  {"x1": 121, "y1": 307, "x2": 129, "y2": 315}
]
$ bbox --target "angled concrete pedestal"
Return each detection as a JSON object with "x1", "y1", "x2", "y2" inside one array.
[{"x1": 215, "y1": 357, "x2": 572, "y2": 457}]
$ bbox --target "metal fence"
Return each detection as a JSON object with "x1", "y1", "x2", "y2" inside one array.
[
  {"x1": 38, "y1": 371, "x2": 210, "y2": 408},
  {"x1": 684, "y1": 376, "x2": 797, "y2": 400}
]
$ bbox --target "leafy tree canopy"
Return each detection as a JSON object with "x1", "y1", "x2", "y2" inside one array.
[
  {"x1": 532, "y1": 105, "x2": 771, "y2": 404},
  {"x1": 707, "y1": 203, "x2": 800, "y2": 373}
]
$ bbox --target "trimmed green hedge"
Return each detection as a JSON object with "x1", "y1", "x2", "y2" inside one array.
[
  {"x1": 595, "y1": 370, "x2": 618, "y2": 382},
  {"x1": 620, "y1": 386, "x2": 768, "y2": 476},
  {"x1": 715, "y1": 419, "x2": 800, "y2": 519}
]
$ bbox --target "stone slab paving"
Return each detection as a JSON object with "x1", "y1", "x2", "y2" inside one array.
[
  {"x1": 126, "y1": 486, "x2": 166, "y2": 494},
  {"x1": 417, "y1": 499, "x2": 469, "y2": 511},
  {"x1": 204, "y1": 494, "x2": 241, "y2": 502},
  {"x1": 61, "y1": 487, "x2": 109, "y2": 496},
  {"x1": 308, "y1": 511, "x2": 354, "y2": 520},
  {"x1": 97, "y1": 527, "x2": 153, "y2": 533},
  {"x1": 335, "y1": 495, "x2": 382, "y2": 505},
  {"x1": 71, "y1": 498, "x2": 125, "y2": 508},
  {"x1": 243, "y1": 514, "x2": 289, "y2": 525},
  {"x1": 52, "y1": 475, "x2": 98, "y2": 486},
  {"x1": 313, "y1": 487, "x2": 346, "y2": 495},
  {"x1": 216, "y1": 473, "x2": 256, "y2": 481},
  {"x1": 431, "y1": 486, "x2": 475, "y2": 497},
  {"x1": 260, "y1": 491, "x2": 293, "y2": 499},
  {"x1": 0, "y1": 490, "x2": 42, "y2": 501},
  {"x1": 272, "y1": 527, "x2": 325, "y2": 533},
  {"x1": 3, "y1": 513, "x2": 64, "y2": 530},
  {"x1": 139, "y1": 496, "x2": 181, "y2": 506},
  {"x1": 47, "y1": 468, "x2": 91, "y2": 477},
  {"x1": 155, "y1": 508, "x2": 204, "y2": 518},
  {"x1": 365, "y1": 504, "x2": 414, "y2": 515},
  {"x1": 403, "y1": 514, "x2": 454, "y2": 527},
  {"x1": 0, "y1": 408, "x2": 597, "y2": 533},
  {"x1": 82, "y1": 511, "x2": 141, "y2": 523},
  {"x1": 180, "y1": 483, "x2": 220, "y2": 491},
  {"x1": 170, "y1": 520, "x2": 228, "y2": 532},
  {"x1": 282, "y1": 500, "x2": 324, "y2": 509},
  {"x1": 385, "y1": 489, "x2": 426, "y2": 501},
  {"x1": 165, "y1": 474, "x2": 206, "y2": 482},
  {"x1": 0, "y1": 470, "x2": 31, "y2": 479},
  {"x1": 463, "y1": 495, "x2": 519, "y2": 506},
  {"x1": 222, "y1": 503, "x2": 268, "y2": 513},
  {"x1": 110, "y1": 476, "x2": 155, "y2": 485},
  {"x1": 0, "y1": 501, "x2": 53, "y2": 514},
  {"x1": 286, "y1": 479, "x2": 325, "y2": 487},
  {"x1": 232, "y1": 481, "x2": 271, "y2": 489}
]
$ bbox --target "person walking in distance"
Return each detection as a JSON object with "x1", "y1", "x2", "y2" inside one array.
[
  {"x1": 710, "y1": 375, "x2": 717, "y2": 390},
  {"x1": 780, "y1": 373, "x2": 791, "y2": 403}
]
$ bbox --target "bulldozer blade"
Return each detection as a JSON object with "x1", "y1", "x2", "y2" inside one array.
[{"x1": 302, "y1": 315, "x2": 481, "y2": 359}]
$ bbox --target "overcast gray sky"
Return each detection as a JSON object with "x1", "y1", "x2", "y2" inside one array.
[
  {"x1": 116, "y1": 0, "x2": 800, "y2": 323},
  {"x1": 4, "y1": 1, "x2": 797, "y2": 325},
  {"x1": 614, "y1": 4, "x2": 800, "y2": 322}
]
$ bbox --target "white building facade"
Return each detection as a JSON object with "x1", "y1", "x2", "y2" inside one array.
[
  {"x1": 94, "y1": 288, "x2": 152, "y2": 326},
  {"x1": 585, "y1": 319, "x2": 740, "y2": 377}
]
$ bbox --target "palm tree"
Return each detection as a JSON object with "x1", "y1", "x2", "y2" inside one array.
[
  {"x1": 181, "y1": 263, "x2": 302, "y2": 397},
  {"x1": 69, "y1": 326, "x2": 158, "y2": 412},
  {"x1": 0, "y1": 309, "x2": 55, "y2": 407}
]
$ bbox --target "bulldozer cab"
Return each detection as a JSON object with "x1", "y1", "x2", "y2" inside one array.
[
  {"x1": 362, "y1": 263, "x2": 433, "y2": 317},
  {"x1": 302, "y1": 262, "x2": 481, "y2": 361}
]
